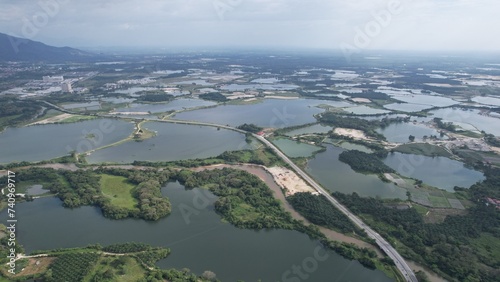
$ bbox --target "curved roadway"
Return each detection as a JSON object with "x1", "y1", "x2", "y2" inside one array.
[
  {"x1": 43, "y1": 100, "x2": 417, "y2": 281},
  {"x1": 252, "y1": 134, "x2": 418, "y2": 282}
]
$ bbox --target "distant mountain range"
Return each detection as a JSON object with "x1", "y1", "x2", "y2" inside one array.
[{"x1": 0, "y1": 32, "x2": 96, "y2": 62}]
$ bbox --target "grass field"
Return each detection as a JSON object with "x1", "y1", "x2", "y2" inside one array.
[
  {"x1": 428, "y1": 195, "x2": 451, "y2": 208},
  {"x1": 60, "y1": 115, "x2": 97, "y2": 124},
  {"x1": 83, "y1": 256, "x2": 146, "y2": 282},
  {"x1": 100, "y1": 175, "x2": 138, "y2": 210}
]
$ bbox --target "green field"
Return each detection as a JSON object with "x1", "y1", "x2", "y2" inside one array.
[
  {"x1": 393, "y1": 143, "x2": 452, "y2": 158},
  {"x1": 60, "y1": 115, "x2": 98, "y2": 124},
  {"x1": 428, "y1": 195, "x2": 451, "y2": 208},
  {"x1": 83, "y1": 256, "x2": 146, "y2": 282},
  {"x1": 100, "y1": 175, "x2": 138, "y2": 209}
]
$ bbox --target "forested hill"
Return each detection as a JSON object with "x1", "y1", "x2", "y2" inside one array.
[{"x1": 0, "y1": 32, "x2": 96, "y2": 62}]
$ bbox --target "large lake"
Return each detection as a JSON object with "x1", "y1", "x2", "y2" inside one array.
[
  {"x1": 383, "y1": 153, "x2": 485, "y2": 191},
  {"x1": 174, "y1": 98, "x2": 346, "y2": 128},
  {"x1": 0, "y1": 119, "x2": 134, "y2": 164},
  {"x1": 306, "y1": 145, "x2": 407, "y2": 199},
  {"x1": 86, "y1": 122, "x2": 249, "y2": 164},
  {"x1": 2, "y1": 182, "x2": 392, "y2": 282}
]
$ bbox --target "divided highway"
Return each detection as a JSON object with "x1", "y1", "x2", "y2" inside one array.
[{"x1": 253, "y1": 134, "x2": 418, "y2": 282}]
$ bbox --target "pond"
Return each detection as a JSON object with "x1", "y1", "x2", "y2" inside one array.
[
  {"x1": 220, "y1": 84, "x2": 299, "y2": 91},
  {"x1": 285, "y1": 124, "x2": 332, "y2": 136},
  {"x1": 175, "y1": 98, "x2": 347, "y2": 128},
  {"x1": 1, "y1": 182, "x2": 392, "y2": 282},
  {"x1": 383, "y1": 153, "x2": 485, "y2": 191},
  {"x1": 0, "y1": 119, "x2": 134, "y2": 164},
  {"x1": 306, "y1": 145, "x2": 407, "y2": 199},
  {"x1": 86, "y1": 122, "x2": 249, "y2": 164},
  {"x1": 272, "y1": 138, "x2": 324, "y2": 158},
  {"x1": 343, "y1": 106, "x2": 391, "y2": 115},
  {"x1": 114, "y1": 99, "x2": 216, "y2": 114},
  {"x1": 377, "y1": 123, "x2": 446, "y2": 143}
]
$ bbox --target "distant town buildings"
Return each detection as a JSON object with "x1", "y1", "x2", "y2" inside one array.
[
  {"x1": 61, "y1": 82, "x2": 73, "y2": 93},
  {"x1": 43, "y1": 76, "x2": 64, "y2": 82}
]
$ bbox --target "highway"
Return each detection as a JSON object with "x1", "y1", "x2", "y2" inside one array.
[
  {"x1": 253, "y1": 134, "x2": 418, "y2": 282},
  {"x1": 42, "y1": 102, "x2": 417, "y2": 281}
]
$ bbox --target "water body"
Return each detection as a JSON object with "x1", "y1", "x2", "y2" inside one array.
[
  {"x1": 306, "y1": 145, "x2": 407, "y2": 199},
  {"x1": 384, "y1": 153, "x2": 485, "y2": 191},
  {"x1": 26, "y1": 185, "x2": 49, "y2": 196},
  {"x1": 61, "y1": 102, "x2": 101, "y2": 110},
  {"x1": 343, "y1": 106, "x2": 391, "y2": 115},
  {"x1": 175, "y1": 99, "x2": 344, "y2": 128},
  {"x1": 115, "y1": 99, "x2": 216, "y2": 114},
  {"x1": 87, "y1": 122, "x2": 249, "y2": 164},
  {"x1": 377, "y1": 123, "x2": 446, "y2": 143},
  {"x1": 113, "y1": 87, "x2": 156, "y2": 95},
  {"x1": 389, "y1": 95, "x2": 457, "y2": 107},
  {"x1": 174, "y1": 79, "x2": 214, "y2": 86},
  {"x1": 384, "y1": 103, "x2": 433, "y2": 113},
  {"x1": 472, "y1": 96, "x2": 500, "y2": 107},
  {"x1": 337, "y1": 142, "x2": 373, "y2": 153},
  {"x1": 100, "y1": 97, "x2": 136, "y2": 104},
  {"x1": 429, "y1": 108, "x2": 500, "y2": 136},
  {"x1": 251, "y1": 78, "x2": 281, "y2": 84},
  {"x1": 2, "y1": 183, "x2": 392, "y2": 282},
  {"x1": 0, "y1": 119, "x2": 134, "y2": 164},
  {"x1": 272, "y1": 138, "x2": 323, "y2": 158},
  {"x1": 220, "y1": 83, "x2": 299, "y2": 91},
  {"x1": 285, "y1": 124, "x2": 332, "y2": 136}
]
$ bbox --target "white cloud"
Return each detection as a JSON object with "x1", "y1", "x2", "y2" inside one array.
[{"x1": 0, "y1": 0, "x2": 498, "y2": 51}]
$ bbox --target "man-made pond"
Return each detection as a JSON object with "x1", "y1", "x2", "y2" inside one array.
[
  {"x1": 272, "y1": 138, "x2": 323, "y2": 158},
  {"x1": 0, "y1": 119, "x2": 134, "y2": 163},
  {"x1": 377, "y1": 123, "x2": 446, "y2": 143},
  {"x1": 306, "y1": 145, "x2": 407, "y2": 199},
  {"x1": 383, "y1": 153, "x2": 485, "y2": 191},
  {"x1": 86, "y1": 122, "x2": 249, "y2": 164}
]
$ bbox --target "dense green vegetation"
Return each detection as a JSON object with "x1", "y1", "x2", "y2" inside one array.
[
  {"x1": 0, "y1": 97, "x2": 42, "y2": 131},
  {"x1": 178, "y1": 168, "x2": 298, "y2": 230},
  {"x1": 136, "y1": 93, "x2": 174, "y2": 102},
  {"x1": 11, "y1": 168, "x2": 173, "y2": 221},
  {"x1": 339, "y1": 150, "x2": 395, "y2": 174},
  {"x1": 236, "y1": 123, "x2": 263, "y2": 133},
  {"x1": 0, "y1": 242, "x2": 213, "y2": 282},
  {"x1": 46, "y1": 252, "x2": 100, "y2": 282},
  {"x1": 318, "y1": 113, "x2": 410, "y2": 140},
  {"x1": 393, "y1": 143, "x2": 452, "y2": 158},
  {"x1": 288, "y1": 192, "x2": 361, "y2": 234},
  {"x1": 102, "y1": 242, "x2": 151, "y2": 254},
  {"x1": 199, "y1": 92, "x2": 227, "y2": 102},
  {"x1": 433, "y1": 117, "x2": 456, "y2": 132},
  {"x1": 334, "y1": 186, "x2": 500, "y2": 282},
  {"x1": 484, "y1": 133, "x2": 500, "y2": 147},
  {"x1": 319, "y1": 113, "x2": 385, "y2": 139}
]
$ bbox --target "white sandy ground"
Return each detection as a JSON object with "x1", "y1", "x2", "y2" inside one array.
[
  {"x1": 351, "y1": 97, "x2": 371, "y2": 103},
  {"x1": 29, "y1": 113, "x2": 74, "y2": 125},
  {"x1": 264, "y1": 96, "x2": 299, "y2": 100},
  {"x1": 109, "y1": 111, "x2": 149, "y2": 115},
  {"x1": 266, "y1": 167, "x2": 318, "y2": 196},
  {"x1": 333, "y1": 128, "x2": 369, "y2": 140}
]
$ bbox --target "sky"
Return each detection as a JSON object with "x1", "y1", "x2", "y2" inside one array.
[{"x1": 0, "y1": 0, "x2": 498, "y2": 52}]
